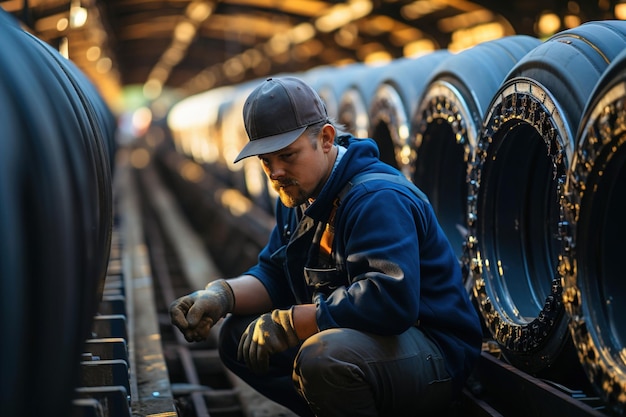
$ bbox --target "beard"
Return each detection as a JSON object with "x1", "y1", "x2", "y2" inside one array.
[{"x1": 272, "y1": 179, "x2": 308, "y2": 208}]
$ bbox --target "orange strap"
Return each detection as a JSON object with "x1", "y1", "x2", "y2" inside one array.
[
  {"x1": 319, "y1": 198, "x2": 339, "y2": 264},
  {"x1": 317, "y1": 172, "x2": 429, "y2": 267}
]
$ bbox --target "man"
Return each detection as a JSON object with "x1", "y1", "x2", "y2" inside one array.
[{"x1": 170, "y1": 76, "x2": 483, "y2": 416}]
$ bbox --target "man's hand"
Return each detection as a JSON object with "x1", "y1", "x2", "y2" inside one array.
[
  {"x1": 169, "y1": 279, "x2": 235, "y2": 342},
  {"x1": 237, "y1": 307, "x2": 300, "y2": 373}
]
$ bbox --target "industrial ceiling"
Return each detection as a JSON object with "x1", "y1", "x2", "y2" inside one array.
[{"x1": 0, "y1": 0, "x2": 620, "y2": 111}]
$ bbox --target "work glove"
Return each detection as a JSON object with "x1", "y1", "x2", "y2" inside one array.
[
  {"x1": 237, "y1": 307, "x2": 300, "y2": 374},
  {"x1": 169, "y1": 279, "x2": 235, "y2": 343}
]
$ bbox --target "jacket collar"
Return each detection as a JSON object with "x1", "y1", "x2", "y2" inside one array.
[{"x1": 303, "y1": 135, "x2": 381, "y2": 221}]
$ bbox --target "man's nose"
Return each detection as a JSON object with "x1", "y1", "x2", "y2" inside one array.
[
  {"x1": 269, "y1": 168, "x2": 285, "y2": 181},
  {"x1": 267, "y1": 162, "x2": 286, "y2": 180}
]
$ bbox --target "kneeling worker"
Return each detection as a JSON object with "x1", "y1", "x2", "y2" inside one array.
[{"x1": 170, "y1": 76, "x2": 483, "y2": 416}]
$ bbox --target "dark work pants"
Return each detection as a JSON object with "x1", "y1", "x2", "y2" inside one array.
[{"x1": 218, "y1": 314, "x2": 452, "y2": 417}]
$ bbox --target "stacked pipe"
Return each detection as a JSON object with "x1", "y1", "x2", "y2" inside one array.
[
  {"x1": 410, "y1": 35, "x2": 541, "y2": 263},
  {"x1": 367, "y1": 50, "x2": 450, "y2": 173},
  {"x1": 327, "y1": 65, "x2": 384, "y2": 140},
  {"x1": 311, "y1": 63, "x2": 370, "y2": 125},
  {"x1": 0, "y1": 10, "x2": 116, "y2": 417},
  {"x1": 465, "y1": 20, "x2": 626, "y2": 410},
  {"x1": 560, "y1": 48, "x2": 626, "y2": 416}
]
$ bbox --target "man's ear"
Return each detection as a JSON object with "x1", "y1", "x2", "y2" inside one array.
[{"x1": 320, "y1": 124, "x2": 336, "y2": 151}]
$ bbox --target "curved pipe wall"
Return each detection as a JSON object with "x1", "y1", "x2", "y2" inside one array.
[
  {"x1": 0, "y1": 12, "x2": 116, "y2": 417},
  {"x1": 368, "y1": 50, "x2": 450, "y2": 173},
  {"x1": 561, "y1": 48, "x2": 626, "y2": 415}
]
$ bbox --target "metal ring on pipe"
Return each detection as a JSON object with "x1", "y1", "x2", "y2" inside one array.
[
  {"x1": 368, "y1": 51, "x2": 450, "y2": 174},
  {"x1": 337, "y1": 64, "x2": 388, "y2": 138},
  {"x1": 314, "y1": 63, "x2": 368, "y2": 122}
]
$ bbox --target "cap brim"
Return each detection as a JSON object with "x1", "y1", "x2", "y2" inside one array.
[{"x1": 233, "y1": 125, "x2": 307, "y2": 163}]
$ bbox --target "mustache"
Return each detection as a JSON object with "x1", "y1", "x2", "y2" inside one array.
[{"x1": 272, "y1": 179, "x2": 298, "y2": 189}]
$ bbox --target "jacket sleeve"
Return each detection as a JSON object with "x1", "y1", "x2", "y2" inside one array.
[{"x1": 315, "y1": 186, "x2": 432, "y2": 335}]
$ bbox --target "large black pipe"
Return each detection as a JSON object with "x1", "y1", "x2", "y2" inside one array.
[
  {"x1": 561, "y1": 48, "x2": 626, "y2": 416},
  {"x1": 0, "y1": 11, "x2": 116, "y2": 417},
  {"x1": 466, "y1": 21, "x2": 626, "y2": 378},
  {"x1": 27, "y1": 31, "x2": 116, "y2": 320}
]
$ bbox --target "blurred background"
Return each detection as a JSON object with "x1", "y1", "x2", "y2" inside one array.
[{"x1": 1, "y1": 0, "x2": 621, "y2": 112}]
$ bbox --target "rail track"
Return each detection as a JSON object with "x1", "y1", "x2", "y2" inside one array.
[{"x1": 76, "y1": 149, "x2": 299, "y2": 417}]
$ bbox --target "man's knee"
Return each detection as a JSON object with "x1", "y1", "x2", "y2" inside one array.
[{"x1": 295, "y1": 329, "x2": 366, "y2": 387}]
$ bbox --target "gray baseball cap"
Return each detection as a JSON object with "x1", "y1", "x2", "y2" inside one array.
[{"x1": 234, "y1": 76, "x2": 328, "y2": 163}]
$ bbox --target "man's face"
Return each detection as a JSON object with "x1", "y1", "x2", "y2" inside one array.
[{"x1": 258, "y1": 125, "x2": 336, "y2": 208}]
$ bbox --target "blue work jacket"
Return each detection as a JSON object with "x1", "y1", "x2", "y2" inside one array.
[{"x1": 244, "y1": 135, "x2": 483, "y2": 394}]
